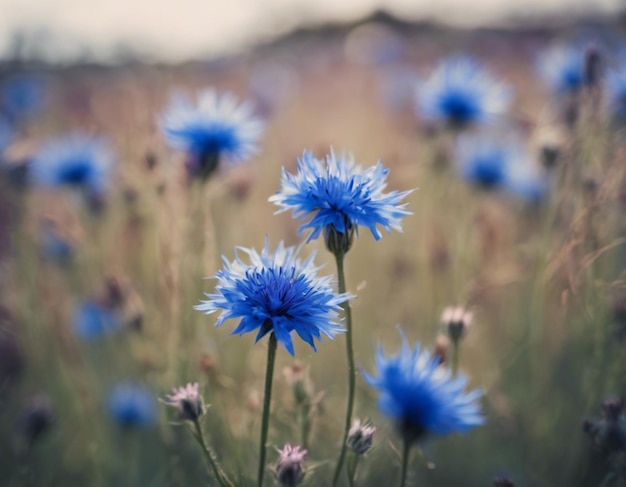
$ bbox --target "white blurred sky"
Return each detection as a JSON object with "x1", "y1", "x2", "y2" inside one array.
[{"x1": 0, "y1": 0, "x2": 622, "y2": 62}]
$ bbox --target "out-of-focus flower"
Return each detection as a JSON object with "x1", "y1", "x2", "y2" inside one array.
[
  {"x1": 30, "y1": 134, "x2": 114, "y2": 196},
  {"x1": 161, "y1": 89, "x2": 264, "y2": 181},
  {"x1": 347, "y1": 419, "x2": 376, "y2": 455},
  {"x1": 40, "y1": 218, "x2": 74, "y2": 266},
  {"x1": 605, "y1": 67, "x2": 626, "y2": 123},
  {"x1": 1, "y1": 75, "x2": 44, "y2": 121},
  {"x1": 161, "y1": 382, "x2": 205, "y2": 421},
  {"x1": 16, "y1": 394, "x2": 54, "y2": 448},
  {"x1": 583, "y1": 398, "x2": 626, "y2": 454},
  {"x1": 274, "y1": 443, "x2": 307, "y2": 487},
  {"x1": 538, "y1": 45, "x2": 585, "y2": 95},
  {"x1": 493, "y1": 476, "x2": 516, "y2": 487},
  {"x1": 108, "y1": 383, "x2": 157, "y2": 429},
  {"x1": 456, "y1": 134, "x2": 547, "y2": 202},
  {"x1": 415, "y1": 56, "x2": 512, "y2": 130},
  {"x1": 72, "y1": 301, "x2": 119, "y2": 340},
  {"x1": 195, "y1": 239, "x2": 349, "y2": 356},
  {"x1": 441, "y1": 306, "x2": 473, "y2": 343},
  {"x1": 270, "y1": 149, "x2": 412, "y2": 255},
  {"x1": 365, "y1": 331, "x2": 484, "y2": 444},
  {"x1": 0, "y1": 116, "x2": 14, "y2": 155}
]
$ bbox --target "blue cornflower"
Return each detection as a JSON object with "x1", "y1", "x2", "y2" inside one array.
[
  {"x1": 73, "y1": 301, "x2": 119, "y2": 340},
  {"x1": 605, "y1": 66, "x2": 626, "y2": 123},
  {"x1": 365, "y1": 332, "x2": 484, "y2": 444},
  {"x1": 269, "y1": 149, "x2": 412, "y2": 254},
  {"x1": 195, "y1": 239, "x2": 350, "y2": 356},
  {"x1": 415, "y1": 56, "x2": 512, "y2": 129},
  {"x1": 1, "y1": 75, "x2": 44, "y2": 121},
  {"x1": 30, "y1": 134, "x2": 114, "y2": 195},
  {"x1": 161, "y1": 88, "x2": 264, "y2": 180},
  {"x1": 108, "y1": 383, "x2": 157, "y2": 428},
  {"x1": 538, "y1": 45, "x2": 585, "y2": 94},
  {"x1": 456, "y1": 134, "x2": 547, "y2": 202}
]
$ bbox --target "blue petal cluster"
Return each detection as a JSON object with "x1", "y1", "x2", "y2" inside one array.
[
  {"x1": 161, "y1": 89, "x2": 264, "y2": 176},
  {"x1": 415, "y1": 56, "x2": 512, "y2": 129},
  {"x1": 30, "y1": 134, "x2": 114, "y2": 194},
  {"x1": 108, "y1": 383, "x2": 157, "y2": 428},
  {"x1": 1, "y1": 75, "x2": 44, "y2": 121},
  {"x1": 456, "y1": 135, "x2": 547, "y2": 202},
  {"x1": 605, "y1": 67, "x2": 626, "y2": 123},
  {"x1": 538, "y1": 45, "x2": 584, "y2": 94},
  {"x1": 269, "y1": 149, "x2": 412, "y2": 242},
  {"x1": 73, "y1": 301, "x2": 119, "y2": 340},
  {"x1": 365, "y1": 332, "x2": 484, "y2": 443},
  {"x1": 195, "y1": 239, "x2": 350, "y2": 356}
]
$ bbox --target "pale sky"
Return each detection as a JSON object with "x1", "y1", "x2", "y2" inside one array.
[{"x1": 0, "y1": 0, "x2": 622, "y2": 62}]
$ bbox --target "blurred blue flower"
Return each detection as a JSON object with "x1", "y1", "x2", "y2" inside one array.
[
  {"x1": 195, "y1": 239, "x2": 350, "y2": 356},
  {"x1": 0, "y1": 116, "x2": 14, "y2": 155},
  {"x1": 415, "y1": 56, "x2": 512, "y2": 129},
  {"x1": 30, "y1": 134, "x2": 114, "y2": 194},
  {"x1": 538, "y1": 45, "x2": 584, "y2": 94},
  {"x1": 108, "y1": 383, "x2": 157, "y2": 428},
  {"x1": 364, "y1": 331, "x2": 484, "y2": 444},
  {"x1": 73, "y1": 301, "x2": 119, "y2": 340},
  {"x1": 269, "y1": 149, "x2": 412, "y2": 250},
  {"x1": 456, "y1": 135, "x2": 547, "y2": 202},
  {"x1": 605, "y1": 67, "x2": 626, "y2": 122},
  {"x1": 161, "y1": 89, "x2": 264, "y2": 180},
  {"x1": 1, "y1": 75, "x2": 44, "y2": 121}
]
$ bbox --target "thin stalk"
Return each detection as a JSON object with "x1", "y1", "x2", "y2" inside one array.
[
  {"x1": 191, "y1": 418, "x2": 234, "y2": 487},
  {"x1": 399, "y1": 439, "x2": 411, "y2": 487},
  {"x1": 451, "y1": 341, "x2": 459, "y2": 377},
  {"x1": 331, "y1": 252, "x2": 356, "y2": 487},
  {"x1": 258, "y1": 333, "x2": 278, "y2": 487},
  {"x1": 347, "y1": 452, "x2": 359, "y2": 487}
]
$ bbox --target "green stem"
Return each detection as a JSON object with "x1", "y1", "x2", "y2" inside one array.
[
  {"x1": 331, "y1": 252, "x2": 356, "y2": 487},
  {"x1": 451, "y1": 341, "x2": 459, "y2": 377},
  {"x1": 347, "y1": 452, "x2": 359, "y2": 487},
  {"x1": 399, "y1": 439, "x2": 411, "y2": 487},
  {"x1": 191, "y1": 418, "x2": 234, "y2": 487},
  {"x1": 258, "y1": 333, "x2": 278, "y2": 487}
]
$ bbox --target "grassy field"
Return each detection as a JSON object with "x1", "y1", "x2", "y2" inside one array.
[{"x1": 1, "y1": 16, "x2": 626, "y2": 487}]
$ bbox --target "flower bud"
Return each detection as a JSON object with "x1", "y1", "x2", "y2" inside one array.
[
  {"x1": 162, "y1": 382, "x2": 205, "y2": 421},
  {"x1": 347, "y1": 419, "x2": 376, "y2": 455},
  {"x1": 440, "y1": 306, "x2": 473, "y2": 343},
  {"x1": 274, "y1": 444, "x2": 307, "y2": 487}
]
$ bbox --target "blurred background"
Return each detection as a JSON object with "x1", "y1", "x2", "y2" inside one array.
[{"x1": 0, "y1": 0, "x2": 624, "y2": 63}]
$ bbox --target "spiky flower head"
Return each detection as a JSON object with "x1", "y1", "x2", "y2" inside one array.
[
  {"x1": 161, "y1": 89, "x2": 264, "y2": 181},
  {"x1": 538, "y1": 45, "x2": 585, "y2": 95},
  {"x1": 415, "y1": 56, "x2": 512, "y2": 130},
  {"x1": 195, "y1": 238, "x2": 349, "y2": 356},
  {"x1": 365, "y1": 331, "x2": 484, "y2": 445},
  {"x1": 270, "y1": 149, "x2": 412, "y2": 255},
  {"x1": 107, "y1": 383, "x2": 157, "y2": 429},
  {"x1": 162, "y1": 382, "x2": 205, "y2": 421},
  {"x1": 30, "y1": 134, "x2": 114, "y2": 195},
  {"x1": 274, "y1": 443, "x2": 307, "y2": 487},
  {"x1": 347, "y1": 419, "x2": 376, "y2": 455},
  {"x1": 441, "y1": 306, "x2": 473, "y2": 343}
]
